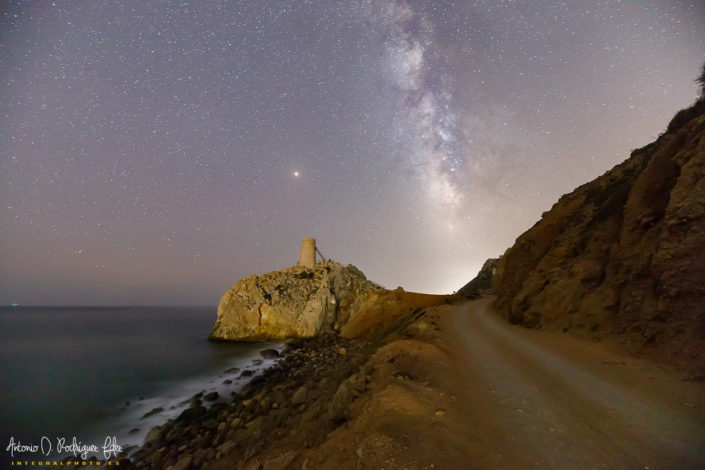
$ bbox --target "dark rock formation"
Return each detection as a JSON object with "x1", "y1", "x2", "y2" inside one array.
[
  {"x1": 457, "y1": 258, "x2": 500, "y2": 297},
  {"x1": 493, "y1": 99, "x2": 705, "y2": 369}
]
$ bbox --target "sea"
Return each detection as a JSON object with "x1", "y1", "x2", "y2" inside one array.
[{"x1": 0, "y1": 306, "x2": 282, "y2": 467}]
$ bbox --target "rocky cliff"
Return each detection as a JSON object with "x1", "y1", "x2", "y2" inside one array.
[
  {"x1": 493, "y1": 100, "x2": 705, "y2": 368},
  {"x1": 457, "y1": 258, "x2": 500, "y2": 297},
  {"x1": 209, "y1": 262, "x2": 381, "y2": 341}
]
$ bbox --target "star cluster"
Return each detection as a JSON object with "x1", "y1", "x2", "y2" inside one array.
[{"x1": 1, "y1": 1, "x2": 703, "y2": 305}]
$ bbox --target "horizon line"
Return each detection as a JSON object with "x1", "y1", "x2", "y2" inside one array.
[{"x1": 3, "y1": 304, "x2": 216, "y2": 308}]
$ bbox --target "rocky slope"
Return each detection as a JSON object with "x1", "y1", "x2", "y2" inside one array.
[
  {"x1": 209, "y1": 262, "x2": 380, "y2": 341},
  {"x1": 493, "y1": 100, "x2": 705, "y2": 369},
  {"x1": 457, "y1": 258, "x2": 500, "y2": 297},
  {"x1": 128, "y1": 291, "x2": 458, "y2": 470}
]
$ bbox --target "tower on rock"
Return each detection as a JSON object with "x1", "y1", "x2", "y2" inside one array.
[{"x1": 299, "y1": 238, "x2": 316, "y2": 267}]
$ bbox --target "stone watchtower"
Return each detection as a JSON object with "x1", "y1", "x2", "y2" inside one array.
[{"x1": 299, "y1": 238, "x2": 316, "y2": 267}]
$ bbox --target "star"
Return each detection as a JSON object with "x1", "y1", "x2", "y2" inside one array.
[{"x1": 0, "y1": 0, "x2": 701, "y2": 303}]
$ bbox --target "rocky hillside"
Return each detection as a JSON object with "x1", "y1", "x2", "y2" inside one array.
[
  {"x1": 493, "y1": 100, "x2": 705, "y2": 369},
  {"x1": 210, "y1": 262, "x2": 381, "y2": 341},
  {"x1": 457, "y1": 258, "x2": 500, "y2": 297}
]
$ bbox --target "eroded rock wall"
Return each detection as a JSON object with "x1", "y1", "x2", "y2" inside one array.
[{"x1": 493, "y1": 100, "x2": 705, "y2": 367}]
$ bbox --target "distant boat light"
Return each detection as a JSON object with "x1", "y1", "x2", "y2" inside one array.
[{"x1": 10, "y1": 303, "x2": 19, "y2": 307}]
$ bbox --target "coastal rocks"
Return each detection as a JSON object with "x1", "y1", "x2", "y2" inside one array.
[
  {"x1": 144, "y1": 427, "x2": 161, "y2": 446},
  {"x1": 177, "y1": 401, "x2": 206, "y2": 424},
  {"x1": 209, "y1": 261, "x2": 379, "y2": 341},
  {"x1": 142, "y1": 407, "x2": 164, "y2": 419},
  {"x1": 260, "y1": 348, "x2": 280, "y2": 358},
  {"x1": 170, "y1": 455, "x2": 191, "y2": 470},
  {"x1": 492, "y1": 99, "x2": 705, "y2": 369},
  {"x1": 204, "y1": 391, "x2": 219, "y2": 401},
  {"x1": 131, "y1": 292, "x2": 455, "y2": 470}
]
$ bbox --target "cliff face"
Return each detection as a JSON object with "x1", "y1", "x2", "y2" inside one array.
[
  {"x1": 457, "y1": 258, "x2": 500, "y2": 297},
  {"x1": 209, "y1": 262, "x2": 380, "y2": 341},
  {"x1": 493, "y1": 100, "x2": 705, "y2": 368}
]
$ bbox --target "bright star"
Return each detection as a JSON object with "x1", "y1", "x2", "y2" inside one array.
[{"x1": 293, "y1": 171, "x2": 300, "y2": 177}]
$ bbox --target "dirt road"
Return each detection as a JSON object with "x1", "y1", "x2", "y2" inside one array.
[{"x1": 446, "y1": 297, "x2": 705, "y2": 470}]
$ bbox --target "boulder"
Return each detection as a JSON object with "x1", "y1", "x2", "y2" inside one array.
[
  {"x1": 143, "y1": 426, "x2": 161, "y2": 446},
  {"x1": 172, "y1": 455, "x2": 192, "y2": 470},
  {"x1": 177, "y1": 402, "x2": 206, "y2": 424},
  {"x1": 260, "y1": 349, "x2": 280, "y2": 358},
  {"x1": 141, "y1": 407, "x2": 164, "y2": 419}
]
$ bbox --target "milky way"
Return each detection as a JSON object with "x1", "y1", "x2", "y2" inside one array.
[
  {"x1": 372, "y1": 1, "x2": 465, "y2": 219},
  {"x1": 1, "y1": 1, "x2": 703, "y2": 305}
]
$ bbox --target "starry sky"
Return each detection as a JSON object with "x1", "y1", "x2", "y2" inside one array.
[{"x1": 1, "y1": 1, "x2": 703, "y2": 306}]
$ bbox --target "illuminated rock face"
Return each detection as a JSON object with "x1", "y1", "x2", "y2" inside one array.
[{"x1": 209, "y1": 262, "x2": 378, "y2": 341}]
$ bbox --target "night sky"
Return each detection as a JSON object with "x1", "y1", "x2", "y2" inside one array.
[{"x1": 1, "y1": 1, "x2": 703, "y2": 306}]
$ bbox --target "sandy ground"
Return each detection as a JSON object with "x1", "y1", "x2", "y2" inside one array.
[{"x1": 443, "y1": 297, "x2": 705, "y2": 470}]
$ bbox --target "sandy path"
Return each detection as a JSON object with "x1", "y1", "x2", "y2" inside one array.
[{"x1": 445, "y1": 297, "x2": 705, "y2": 470}]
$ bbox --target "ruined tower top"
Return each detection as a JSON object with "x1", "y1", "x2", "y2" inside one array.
[{"x1": 299, "y1": 238, "x2": 316, "y2": 267}]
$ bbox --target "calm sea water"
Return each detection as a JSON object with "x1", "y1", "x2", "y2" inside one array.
[{"x1": 0, "y1": 306, "x2": 281, "y2": 465}]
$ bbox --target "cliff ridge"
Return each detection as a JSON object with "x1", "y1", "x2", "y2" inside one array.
[{"x1": 492, "y1": 100, "x2": 705, "y2": 369}]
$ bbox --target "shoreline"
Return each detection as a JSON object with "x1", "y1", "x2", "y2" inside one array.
[
  {"x1": 120, "y1": 293, "x2": 459, "y2": 469},
  {"x1": 113, "y1": 343, "x2": 285, "y2": 453},
  {"x1": 44, "y1": 293, "x2": 705, "y2": 469},
  {"x1": 26, "y1": 342, "x2": 285, "y2": 469},
  {"x1": 125, "y1": 333, "x2": 372, "y2": 469}
]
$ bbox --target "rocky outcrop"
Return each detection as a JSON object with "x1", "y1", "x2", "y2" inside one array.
[
  {"x1": 493, "y1": 99, "x2": 705, "y2": 368},
  {"x1": 457, "y1": 258, "x2": 500, "y2": 297},
  {"x1": 209, "y1": 262, "x2": 380, "y2": 341}
]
